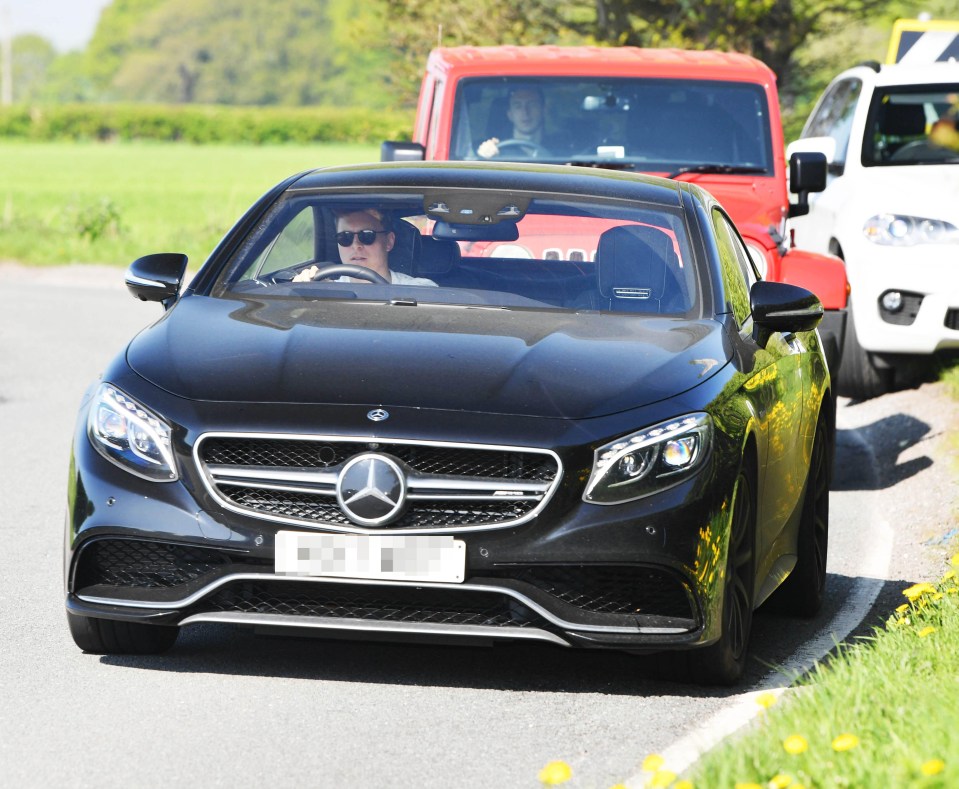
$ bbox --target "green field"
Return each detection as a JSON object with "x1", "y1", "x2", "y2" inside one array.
[{"x1": 0, "y1": 141, "x2": 380, "y2": 268}]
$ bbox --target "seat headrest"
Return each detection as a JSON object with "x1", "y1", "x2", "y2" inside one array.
[
  {"x1": 880, "y1": 102, "x2": 927, "y2": 137},
  {"x1": 388, "y1": 218, "x2": 422, "y2": 275},
  {"x1": 417, "y1": 237, "x2": 461, "y2": 276},
  {"x1": 596, "y1": 225, "x2": 674, "y2": 302}
]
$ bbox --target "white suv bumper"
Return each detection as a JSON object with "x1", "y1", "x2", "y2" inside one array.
[{"x1": 846, "y1": 241, "x2": 959, "y2": 354}]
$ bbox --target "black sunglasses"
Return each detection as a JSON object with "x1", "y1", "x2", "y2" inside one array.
[{"x1": 335, "y1": 230, "x2": 388, "y2": 247}]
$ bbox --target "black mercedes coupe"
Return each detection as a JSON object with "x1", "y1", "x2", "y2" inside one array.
[{"x1": 65, "y1": 161, "x2": 832, "y2": 684}]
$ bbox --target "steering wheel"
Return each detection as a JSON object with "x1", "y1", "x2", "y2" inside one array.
[
  {"x1": 495, "y1": 139, "x2": 552, "y2": 158},
  {"x1": 889, "y1": 140, "x2": 938, "y2": 162},
  {"x1": 306, "y1": 264, "x2": 390, "y2": 284}
]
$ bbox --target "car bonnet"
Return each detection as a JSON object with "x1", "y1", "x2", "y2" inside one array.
[{"x1": 126, "y1": 295, "x2": 730, "y2": 419}]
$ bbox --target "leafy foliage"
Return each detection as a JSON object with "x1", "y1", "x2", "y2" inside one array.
[{"x1": 0, "y1": 103, "x2": 411, "y2": 144}]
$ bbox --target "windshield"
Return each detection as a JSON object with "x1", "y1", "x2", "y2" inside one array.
[
  {"x1": 448, "y1": 76, "x2": 773, "y2": 174},
  {"x1": 211, "y1": 189, "x2": 702, "y2": 317},
  {"x1": 862, "y1": 84, "x2": 959, "y2": 165}
]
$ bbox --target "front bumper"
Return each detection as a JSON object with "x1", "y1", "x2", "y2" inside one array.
[
  {"x1": 845, "y1": 241, "x2": 959, "y2": 355},
  {"x1": 66, "y1": 401, "x2": 739, "y2": 652}
]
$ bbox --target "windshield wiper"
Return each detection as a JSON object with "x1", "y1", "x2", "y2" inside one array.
[
  {"x1": 666, "y1": 164, "x2": 768, "y2": 179},
  {"x1": 564, "y1": 159, "x2": 637, "y2": 171}
]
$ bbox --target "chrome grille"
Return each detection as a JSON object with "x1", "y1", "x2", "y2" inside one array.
[{"x1": 196, "y1": 434, "x2": 561, "y2": 533}]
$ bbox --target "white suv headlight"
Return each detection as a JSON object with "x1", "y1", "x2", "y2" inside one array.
[
  {"x1": 87, "y1": 383, "x2": 178, "y2": 481},
  {"x1": 863, "y1": 214, "x2": 959, "y2": 246},
  {"x1": 583, "y1": 413, "x2": 712, "y2": 504}
]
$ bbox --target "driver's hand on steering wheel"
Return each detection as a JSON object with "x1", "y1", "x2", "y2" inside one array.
[
  {"x1": 292, "y1": 265, "x2": 320, "y2": 283},
  {"x1": 477, "y1": 137, "x2": 500, "y2": 159}
]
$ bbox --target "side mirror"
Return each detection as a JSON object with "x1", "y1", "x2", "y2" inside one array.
[
  {"x1": 381, "y1": 141, "x2": 426, "y2": 162},
  {"x1": 125, "y1": 253, "x2": 188, "y2": 308},
  {"x1": 787, "y1": 151, "x2": 828, "y2": 218},
  {"x1": 751, "y1": 280, "x2": 823, "y2": 334}
]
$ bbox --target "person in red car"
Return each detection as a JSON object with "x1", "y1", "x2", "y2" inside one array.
[{"x1": 477, "y1": 86, "x2": 570, "y2": 159}]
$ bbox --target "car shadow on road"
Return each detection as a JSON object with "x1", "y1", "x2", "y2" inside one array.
[{"x1": 832, "y1": 411, "x2": 934, "y2": 491}]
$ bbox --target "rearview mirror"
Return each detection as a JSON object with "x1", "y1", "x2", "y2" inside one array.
[
  {"x1": 125, "y1": 253, "x2": 188, "y2": 308},
  {"x1": 751, "y1": 280, "x2": 823, "y2": 333},
  {"x1": 787, "y1": 151, "x2": 828, "y2": 218},
  {"x1": 432, "y1": 220, "x2": 520, "y2": 242},
  {"x1": 381, "y1": 141, "x2": 426, "y2": 162}
]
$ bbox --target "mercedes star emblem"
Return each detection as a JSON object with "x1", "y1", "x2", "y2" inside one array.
[
  {"x1": 367, "y1": 408, "x2": 389, "y2": 422},
  {"x1": 336, "y1": 453, "x2": 406, "y2": 526}
]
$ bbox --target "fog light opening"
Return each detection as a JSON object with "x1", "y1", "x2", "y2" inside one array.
[{"x1": 881, "y1": 290, "x2": 903, "y2": 313}]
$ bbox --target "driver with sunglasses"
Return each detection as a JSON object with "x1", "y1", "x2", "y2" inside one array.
[{"x1": 293, "y1": 208, "x2": 437, "y2": 286}]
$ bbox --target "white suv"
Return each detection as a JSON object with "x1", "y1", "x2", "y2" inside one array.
[{"x1": 787, "y1": 61, "x2": 959, "y2": 398}]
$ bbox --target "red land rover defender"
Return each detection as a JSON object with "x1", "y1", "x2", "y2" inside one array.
[{"x1": 383, "y1": 46, "x2": 849, "y2": 376}]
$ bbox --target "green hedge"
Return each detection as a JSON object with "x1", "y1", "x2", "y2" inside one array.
[{"x1": 0, "y1": 103, "x2": 413, "y2": 144}]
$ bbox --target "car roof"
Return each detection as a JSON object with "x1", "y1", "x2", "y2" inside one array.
[
  {"x1": 288, "y1": 161, "x2": 691, "y2": 209},
  {"x1": 426, "y1": 45, "x2": 774, "y2": 84},
  {"x1": 834, "y1": 59, "x2": 959, "y2": 87}
]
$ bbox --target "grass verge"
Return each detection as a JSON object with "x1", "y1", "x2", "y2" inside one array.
[
  {"x1": 678, "y1": 370, "x2": 959, "y2": 789},
  {"x1": 683, "y1": 556, "x2": 959, "y2": 788},
  {"x1": 0, "y1": 140, "x2": 378, "y2": 268}
]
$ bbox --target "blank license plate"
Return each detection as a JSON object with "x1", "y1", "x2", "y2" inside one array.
[{"x1": 275, "y1": 531, "x2": 466, "y2": 583}]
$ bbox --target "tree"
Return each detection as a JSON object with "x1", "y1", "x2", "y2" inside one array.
[
  {"x1": 3, "y1": 34, "x2": 58, "y2": 102},
  {"x1": 87, "y1": 0, "x2": 342, "y2": 106},
  {"x1": 376, "y1": 0, "x2": 893, "y2": 107}
]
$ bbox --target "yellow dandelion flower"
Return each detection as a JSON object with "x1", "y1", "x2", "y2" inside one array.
[
  {"x1": 918, "y1": 626, "x2": 937, "y2": 638},
  {"x1": 783, "y1": 734, "x2": 808, "y2": 755},
  {"x1": 832, "y1": 733, "x2": 860, "y2": 752},
  {"x1": 950, "y1": 552, "x2": 959, "y2": 567},
  {"x1": 643, "y1": 754, "x2": 665, "y2": 772},
  {"x1": 538, "y1": 760, "x2": 573, "y2": 785},
  {"x1": 943, "y1": 569, "x2": 956, "y2": 581},
  {"x1": 896, "y1": 603, "x2": 910, "y2": 612},
  {"x1": 769, "y1": 774, "x2": 793, "y2": 788},
  {"x1": 933, "y1": 592, "x2": 943, "y2": 600},
  {"x1": 674, "y1": 782, "x2": 694, "y2": 789},
  {"x1": 609, "y1": 785, "x2": 629, "y2": 789},
  {"x1": 948, "y1": 587, "x2": 958, "y2": 595},
  {"x1": 649, "y1": 769, "x2": 677, "y2": 787},
  {"x1": 921, "y1": 759, "x2": 945, "y2": 776},
  {"x1": 756, "y1": 691, "x2": 778, "y2": 709},
  {"x1": 903, "y1": 583, "x2": 936, "y2": 601}
]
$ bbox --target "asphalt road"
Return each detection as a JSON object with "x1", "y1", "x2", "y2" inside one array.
[{"x1": 0, "y1": 269, "x2": 952, "y2": 788}]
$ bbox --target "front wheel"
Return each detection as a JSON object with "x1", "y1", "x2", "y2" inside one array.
[
  {"x1": 836, "y1": 298, "x2": 892, "y2": 400},
  {"x1": 68, "y1": 613, "x2": 179, "y2": 655}
]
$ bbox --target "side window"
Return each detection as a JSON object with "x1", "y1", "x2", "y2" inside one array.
[
  {"x1": 246, "y1": 207, "x2": 315, "y2": 279},
  {"x1": 710, "y1": 208, "x2": 752, "y2": 326},
  {"x1": 803, "y1": 78, "x2": 862, "y2": 164}
]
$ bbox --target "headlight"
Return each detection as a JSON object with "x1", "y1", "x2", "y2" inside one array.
[
  {"x1": 87, "y1": 383, "x2": 178, "y2": 481},
  {"x1": 862, "y1": 214, "x2": 959, "y2": 246},
  {"x1": 583, "y1": 413, "x2": 712, "y2": 504},
  {"x1": 744, "y1": 242, "x2": 769, "y2": 279}
]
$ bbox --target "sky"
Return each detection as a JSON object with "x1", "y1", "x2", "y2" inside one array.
[{"x1": 3, "y1": 0, "x2": 114, "y2": 52}]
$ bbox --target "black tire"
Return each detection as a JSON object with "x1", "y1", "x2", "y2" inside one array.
[
  {"x1": 836, "y1": 298, "x2": 892, "y2": 400},
  {"x1": 687, "y1": 460, "x2": 757, "y2": 685},
  {"x1": 771, "y1": 415, "x2": 830, "y2": 617},
  {"x1": 68, "y1": 614, "x2": 179, "y2": 655}
]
